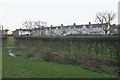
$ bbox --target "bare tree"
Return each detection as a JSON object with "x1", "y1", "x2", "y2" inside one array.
[
  {"x1": 22, "y1": 20, "x2": 47, "y2": 35},
  {"x1": 22, "y1": 21, "x2": 35, "y2": 35},
  {"x1": 34, "y1": 21, "x2": 43, "y2": 35},
  {"x1": 95, "y1": 11, "x2": 116, "y2": 35},
  {"x1": 22, "y1": 21, "x2": 35, "y2": 29},
  {"x1": 5, "y1": 29, "x2": 9, "y2": 36},
  {"x1": 34, "y1": 21, "x2": 41, "y2": 28},
  {"x1": 34, "y1": 21, "x2": 47, "y2": 28},
  {"x1": 34, "y1": 21, "x2": 47, "y2": 35}
]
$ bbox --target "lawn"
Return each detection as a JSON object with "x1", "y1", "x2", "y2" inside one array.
[
  {"x1": 2, "y1": 37, "x2": 115, "y2": 78},
  {"x1": 2, "y1": 48, "x2": 110, "y2": 78}
]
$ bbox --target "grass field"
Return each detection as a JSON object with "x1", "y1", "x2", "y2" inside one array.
[
  {"x1": 2, "y1": 37, "x2": 115, "y2": 78},
  {"x1": 2, "y1": 48, "x2": 112, "y2": 78}
]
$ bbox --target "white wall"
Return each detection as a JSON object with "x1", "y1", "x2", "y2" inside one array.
[{"x1": 19, "y1": 31, "x2": 30, "y2": 35}]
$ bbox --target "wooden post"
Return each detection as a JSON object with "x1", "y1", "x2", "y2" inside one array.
[{"x1": 2, "y1": 25, "x2": 3, "y2": 36}]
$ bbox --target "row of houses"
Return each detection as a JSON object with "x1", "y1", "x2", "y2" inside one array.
[{"x1": 13, "y1": 23, "x2": 119, "y2": 36}]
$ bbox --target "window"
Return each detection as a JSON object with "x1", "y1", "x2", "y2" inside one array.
[
  {"x1": 93, "y1": 28, "x2": 96, "y2": 31},
  {"x1": 114, "y1": 28, "x2": 118, "y2": 32},
  {"x1": 83, "y1": 28, "x2": 86, "y2": 31}
]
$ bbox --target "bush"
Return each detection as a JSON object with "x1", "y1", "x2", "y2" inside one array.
[
  {"x1": 24, "y1": 48, "x2": 36, "y2": 59},
  {"x1": 98, "y1": 65, "x2": 118, "y2": 76},
  {"x1": 41, "y1": 47, "x2": 52, "y2": 61},
  {"x1": 58, "y1": 52, "x2": 66, "y2": 64},
  {"x1": 111, "y1": 34, "x2": 120, "y2": 36},
  {"x1": 24, "y1": 53, "x2": 34, "y2": 59}
]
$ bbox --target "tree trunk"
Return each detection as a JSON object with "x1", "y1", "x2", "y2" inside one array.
[{"x1": 105, "y1": 31, "x2": 107, "y2": 35}]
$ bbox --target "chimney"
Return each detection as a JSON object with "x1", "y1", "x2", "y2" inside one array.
[
  {"x1": 50, "y1": 25, "x2": 53, "y2": 28},
  {"x1": 113, "y1": 24, "x2": 116, "y2": 25},
  {"x1": 74, "y1": 23, "x2": 76, "y2": 26},
  {"x1": 89, "y1": 22, "x2": 91, "y2": 25},
  {"x1": 2, "y1": 25, "x2": 3, "y2": 31},
  {"x1": 61, "y1": 24, "x2": 63, "y2": 27}
]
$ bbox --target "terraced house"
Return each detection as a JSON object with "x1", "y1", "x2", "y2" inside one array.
[
  {"x1": 13, "y1": 23, "x2": 119, "y2": 36},
  {"x1": 13, "y1": 28, "x2": 31, "y2": 36}
]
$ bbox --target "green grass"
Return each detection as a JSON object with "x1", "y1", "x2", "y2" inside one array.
[
  {"x1": 2, "y1": 37, "x2": 114, "y2": 78},
  {"x1": 2, "y1": 48, "x2": 112, "y2": 78}
]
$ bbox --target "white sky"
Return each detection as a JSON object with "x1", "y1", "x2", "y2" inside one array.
[{"x1": 0, "y1": 0, "x2": 119, "y2": 31}]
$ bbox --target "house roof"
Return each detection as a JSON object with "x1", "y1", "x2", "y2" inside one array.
[
  {"x1": 15, "y1": 29, "x2": 31, "y2": 31},
  {"x1": 47, "y1": 23, "x2": 108, "y2": 29},
  {"x1": 44, "y1": 27, "x2": 50, "y2": 29},
  {"x1": 75, "y1": 25, "x2": 83, "y2": 28},
  {"x1": 51, "y1": 27, "x2": 56, "y2": 29},
  {"x1": 14, "y1": 23, "x2": 118, "y2": 32}
]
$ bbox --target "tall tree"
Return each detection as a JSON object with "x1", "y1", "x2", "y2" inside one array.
[{"x1": 95, "y1": 11, "x2": 116, "y2": 35}]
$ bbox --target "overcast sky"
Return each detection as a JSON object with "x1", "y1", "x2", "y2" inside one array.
[{"x1": 0, "y1": 0, "x2": 119, "y2": 31}]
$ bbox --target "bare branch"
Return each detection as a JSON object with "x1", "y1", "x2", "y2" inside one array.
[
  {"x1": 22, "y1": 20, "x2": 35, "y2": 30},
  {"x1": 95, "y1": 11, "x2": 116, "y2": 35},
  {"x1": 34, "y1": 21, "x2": 41, "y2": 28}
]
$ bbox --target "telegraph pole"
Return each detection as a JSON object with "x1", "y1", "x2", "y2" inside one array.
[
  {"x1": 2, "y1": 25, "x2": 3, "y2": 36},
  {"x1": 118, "y1": 1, "x2": 120, "y2": 34},
  {"x1": 118, "y1": 1, "x2": 120, "y2": 25}
]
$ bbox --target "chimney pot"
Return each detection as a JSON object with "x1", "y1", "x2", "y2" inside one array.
[
  {"x1": 61, "y1": 24, "x2": 63, "y2": 27},
  {"x1": 89, "y1": 22, "x2": 91, "y2": 25},
  {"x1": 2, "y1": 25, "x2": 3, "y2": 31},
  {"x1": 51, "y1": 25, "x2": 53, "y2": 27},
  {"x1": 74, "y1": 23, "x2": 76, "y2": 26}
]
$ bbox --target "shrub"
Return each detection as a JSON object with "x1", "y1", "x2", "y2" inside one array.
[
  {"x1": 24, "y1": 48, "x2": 36, "y2": 59},
  {"x1": 98, "y1": 65, "x2": 118, "y2": 76},
  {"x1": 24, "y1": 53, "x2": 34, "y2": 59},
  {"x1": 58, "y1": 52, "x2": 68, "y2": 64},
  {"x1": 72, "y1": 51, "x2": 83, "y2": 65},
  {"x1": 41, "y1": 47, "x2": 52, "y2": 61}
]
